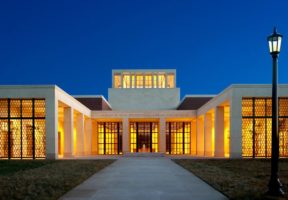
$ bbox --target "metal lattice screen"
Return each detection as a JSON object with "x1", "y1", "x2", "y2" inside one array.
[
  {"x1": 97, "y1": 122, "x2": 122, "y2": 155},
  {"x1": 0, "y1": 99, "x2": 46, "y2": 159},
  {"x1": 242, "y1": 98, "x2": 288, "y2": 158},
  {"x1": 166, "y1": 122, "x2": 191, "y2": 155}
]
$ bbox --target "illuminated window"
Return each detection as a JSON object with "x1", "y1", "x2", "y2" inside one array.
[
  {"x1": 153, "y1": 74, "x2": 157, "y2": 88},
  {"x1": 123, "y1": 74, "x2": 130, "y2": 88},
  {"x1": 167, "y1": 74, "x2": 175, "y2": 88},
  {"x1": 158, "y1": 74, "x2": 166, "y2": 88},
  {"x1": 136, "y1": 75, "x2": 144, "y2": 88},
  {"x1": 145, "y1": 75, "x2": 152, "y2": 88},
  {"x1": 242, "y1": 97, "x2": 288, "y2": 158},
  {"x1": 130, "y1": 122, "x2": 158, "y2": 153},
  {"x1": 131, "y1": 74, "x2": 135, "y2": 88},
  {"x1": 0, "y1": 99, "x2": 46, "y2": 159},
  {"x1": 114, "y1": 74, "x2": 121, "y2": 88},
  {"x1": 166, "y1": 122, "x2": 191, "y2": 154},
  {"x1": 97, "y1": 122, "x2": 122, "y2": 155}
]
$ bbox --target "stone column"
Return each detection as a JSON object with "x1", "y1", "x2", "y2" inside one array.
[
  {"x1": 76, "y1": 113, "x2": 84, "y2": 156},
  {"x1": 63, "y1": 107, "x2": 74, "y2": 157},
  {"x1": 159, "y1": 118, "x2": 166, "y2": 153},
  {"x1": 91, "y1": 120, "x2": 98, "y2": 155},
  {"x1": 45, "y1": 95, "x2": 58, "y2": 159},
  {"x1": 122, "y1": 118, "x2": 129, "y2": 154},
  {"x1": 84, "y1": 118, "x2": 92, "y2": 155},
  {"x1": 215, "y1": 106, "x2": 225, "y2": 157},
  {"x1": 196, "y1": 117, "x2": 204, "y2": 156},
  {"x1": 204, "y1": 113, "x2": 213, "y2": 156},
  {"x1": 191, "y1": 120, "x2": 197, "y2": 155},
  {"x1": 230, "y1": 93, "x2": 242, "y2": 158}
]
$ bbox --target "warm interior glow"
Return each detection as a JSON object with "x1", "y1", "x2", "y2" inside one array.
[
  {"x1": 0, "y1": 99, "x2": 46, "y2": 159},
  {"x1": 73, "y1": 127, "x2": 77, "y2": 155},
  {"x1": 224, "y1": 106, "x2": 230, "y2": 157},
  {"x1": 58, "y1": 121, "x2": 64, "y2": 156},
  {"x1": 131, "y1": 74, "x2": 135, "y2": 88},
  {"x1": 167, "y1": 74, "x2": 175, "y2": 88},
  {"x1": 123, "y1": 74, "x2": 130, "y2": 88},
  {"x1": 97, "y1": 122, "x2": 122, "y2": 155},
  {"x1": 158, "y1": 74, "x2": 166, "y2": 88},
  {"x1": 114, "y1": 74, "x2": 121, "y2": 88},
  {"x1": 242, "y1": 98, "x2": 288, "y2": 158},
  {"x1": 145, "y1": 75, "x2": 152, "y2": 88},
  {"x1": 113, "y1": 71, "x2": 175, "y2": 89},
  {"x1": 130, "y1": 122, "x2": 159, "y2": 153},
  {"x1": 166, "y1": 122, "x2": 191, "y2": 154},
  {"x1": 211, "y1": 112, "x2": 215, "y2": 157},
  {"x1": 153, "y1": 75, "x2": 157, "y2": 88},
  {"x1": 136, "y1": 75, "x2": 144, "y2": 88}
]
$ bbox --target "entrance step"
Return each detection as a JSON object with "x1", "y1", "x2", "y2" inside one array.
[{"x1": 124, "y1": 152, "x2": 165, "y2": 157}]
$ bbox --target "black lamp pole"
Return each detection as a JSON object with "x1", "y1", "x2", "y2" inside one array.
[{"x1": 267, "y1": 27, "x2": 284, "y2": 196}]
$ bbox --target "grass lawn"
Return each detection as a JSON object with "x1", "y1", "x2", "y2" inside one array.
[
  {"x1": 174, "y1": 159, "x2": 288, "y2": 200},
  {"x1": 0, "y1": 159, "x2": 114, "y2": 200}
]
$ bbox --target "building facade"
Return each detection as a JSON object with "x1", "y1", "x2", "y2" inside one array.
[{"x1": 0, "y1": 69, "x2": 288, "y2": 159}]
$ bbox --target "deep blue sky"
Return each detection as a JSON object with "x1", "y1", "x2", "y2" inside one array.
[{"x1": 1, "y1": 0, "x2": 288, "y2": 99}]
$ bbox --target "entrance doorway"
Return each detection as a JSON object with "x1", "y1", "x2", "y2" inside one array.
[{"x1": 130, "y1": 122, "x2": 158, "y2": 153}]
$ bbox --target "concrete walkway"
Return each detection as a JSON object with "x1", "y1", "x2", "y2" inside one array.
[{"x1": 60, "y1": 158, "x2": 227, "y2": 200}]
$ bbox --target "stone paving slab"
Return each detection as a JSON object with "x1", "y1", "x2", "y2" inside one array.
[{"x1": 60, "y1": 157, "x2": 228, "y2": 200}]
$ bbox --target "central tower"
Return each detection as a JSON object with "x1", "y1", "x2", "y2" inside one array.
[{"x1": 108, "y1": 69, "x2": 180, "y2": 110}]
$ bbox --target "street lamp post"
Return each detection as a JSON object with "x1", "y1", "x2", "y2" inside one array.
[{"x1": 267, "y1": 27, "x2": 284, "y2": 196}]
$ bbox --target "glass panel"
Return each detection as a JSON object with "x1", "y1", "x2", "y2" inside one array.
[
  {"x1": 166, "y1": 122, "x2": 191, "y2": 155},
  {"x1": 153, "y1": 75, "x2": 157, "y2": 88},
  {"x1": 152, "y1": 123, "x2": 158, "y2": 152},
  {"x1": 279, "y1": 98, "x2": 288, "y2": 117},
  {"x1": 269, "y1": 41, "x2": 272, "y2": 53},
  {"x1": 254, "y1": 119, "x2": 265, "y2": 157},
  {"x1": 35, "y1": 100, "x2": 46, "y2": 118},
  {"x1": 10, "y1": 119, "x2": 21, "y2": 158},
  {"x1": 136, "y1": 75, "x2": 144, "y2": 88},
  {"x1": 279, "y1": 118, "x2": 288, "y2": 157},
  {"x1": 97, "y1": 122, "x2": 121, "y2": 155},
  {"x1": 123, "y1": 74, "x2": 130, "y2": 88},
  {"x1": 242, "y1": 98, "x2": 253, "y2": 117},
  {"x1": 97, "y1": 123, "x2": 104, "y2": 155},
  {"x1": 22, "y1": 100, "x2": 33, "y2": 118},
  {"x1": 184, "y1": 122, "x2": 191, "y2": 154},
  {"x1": 131, "y1": 74, "x2": 135, "y2": 88},
  {"x1": 272, "y1": 40, "x2": 277, "y2": 52},
  {"x1": 167, "y1": 74, "x2": 175, "y2": 88},
  {"x1": 0, "y1": 98, "x2": 46, "y2": 159},
  {"x1": 35, "y1": 119, "x2": 46, "y2": 157},
  {"x1": 255, "y1": 99, "x2": 266, "y2": 116},
  {"x1": 242, "y1": 98, "x2": 288, "y2": 158},
  {"x1": 266, "y1": 99, "x2": 272, "y2": 117},
  {"x1": 278, "y1": 37, "x2": 282, "y2": 52},
  {"x1": 130, "y1": 122, "x2": 158, "y2": 153},
  {"x1": 10, "y1": 100, "x2": 21, "y2": 118},
  {"x1": 0, "y1": 99, "x2": 8, "y2": 118},
  {"x1": 114, "y1": 74, "x2": 121, "y2": 88},
  {"x1": 267, "y1": 118, "x2": 272, "y2": 157},
  {"x1": 145, "y1": 75, "x2": 152, "y2": 88},
  {"x1": 158, "y1": 74, "x2": 166, "y2": 88},
  {"x1": 22, "y1": 119, "x2": 33, "y2": 158},
  {"x1": 242, "y1": 118, "x2": 253, "y2": 157},
  {"x1": 130, "y1": 123, "x2": 137, "y2": 152},
  {"x1": 0, "y1": 120, "x2": 9, "y2": 158}
]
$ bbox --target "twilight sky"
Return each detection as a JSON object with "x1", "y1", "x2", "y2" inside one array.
[{"x1": 1, "y1": 0, "x2": 288, "y2": 99}]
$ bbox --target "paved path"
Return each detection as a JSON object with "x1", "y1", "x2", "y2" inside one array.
[{"x1": 60, "y1": 157, "x2": 227, "y2": 200}]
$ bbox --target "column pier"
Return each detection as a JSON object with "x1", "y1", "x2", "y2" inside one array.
[
  {"x1": 76, "y1": 113, "x2": 84, "y2": 156},
  {"x1": 64, "y1": 107, "x2": 74, "y2": 158},
  {"x1": 215, "y1": 106, "x2": 225, "y2": 157},
  {"x1": 159, "y1": 118, "x2": 166, "y2": 153}
]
